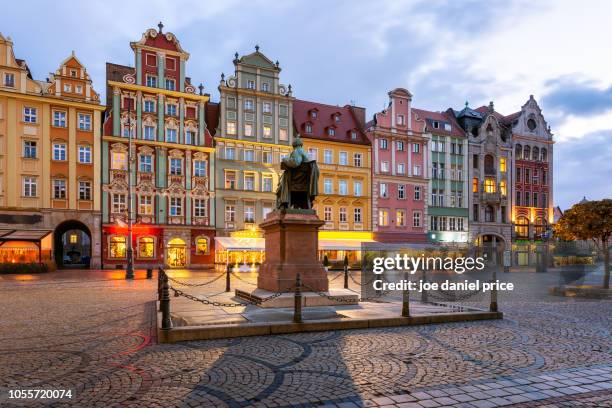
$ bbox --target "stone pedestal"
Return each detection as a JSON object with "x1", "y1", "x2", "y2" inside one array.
[{"x1": 257, "y1": 209, "x2": 329, "y2": 292}]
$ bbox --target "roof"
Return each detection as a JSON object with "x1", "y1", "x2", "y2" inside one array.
[
  {"x1": 475, "y1": 105, "x2": 520, "y2": 124},
  {"x1": 412, "y1": 108, "x2": 466, "y2": 137},
  {"x1": 105, "y1": 62, "x2": 134, "y2": 109},
  {"x1": 293, "y1": 99, "x2": 370, "y2": 146},
  {"x1": 205, "y1": 102, "x2": 219, "y2": 137}
]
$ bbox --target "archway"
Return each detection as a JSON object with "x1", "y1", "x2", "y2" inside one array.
[
  {"x1": 474, "y1": 233, "x2": 506, "y2": 266},
  {"x1": 167, "y1": 238, "x2": 186, "y2": 268},
  {"x1": 54, "y1": 220, "x2": 92, "y2": 269}
]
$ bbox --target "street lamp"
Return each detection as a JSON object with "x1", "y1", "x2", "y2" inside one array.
[{"x1": 125, "y1": 103, "x2": 134, "y2": 280}]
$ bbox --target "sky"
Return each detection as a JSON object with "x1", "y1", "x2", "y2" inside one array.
[{"x1": 1, "y1": 0, "x2": 611, "y2": 209}]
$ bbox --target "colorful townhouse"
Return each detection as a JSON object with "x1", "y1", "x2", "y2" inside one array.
[
  {"x1": 213, "y1": 47, "x2": 294, "y2": 265},
  {"x1": 414, "y1": 108, "x2": 469, "y2": 244},
  {"x1": 101, "y1": 24, "x2": 216, "y2": 269},
  {"x1": 366, "y1": 88, "x2": 429, "y2": 243},
  {"x1": 0, "y1": 33, "x2": 104, "y2": 268},
  {"x1": 293, "y1": 99, "x2": 372, "y2": 263}
]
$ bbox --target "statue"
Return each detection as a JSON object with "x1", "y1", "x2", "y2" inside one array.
[{"x1": 275, "y1": 135, "x2": 319, "y2": 210}]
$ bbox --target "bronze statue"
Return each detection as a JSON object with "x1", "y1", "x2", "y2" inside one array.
[{"x1": 275, "y1": 135, "x2": 319, "y2": 209}]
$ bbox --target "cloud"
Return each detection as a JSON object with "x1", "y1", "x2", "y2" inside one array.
[{"x1": 542, "y1": 77, "x2": 612, "y2": 116}]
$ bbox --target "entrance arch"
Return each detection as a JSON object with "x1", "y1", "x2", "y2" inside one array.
[
  {"x1": 54, "y1": 220, "x2": 92, "y2": 268},
  {"x1": 474, "y1": 233, "x2": 506, "y2": 266},
  {"x1": 167, "y1": 238, "x2": 187, "y2": 268}
]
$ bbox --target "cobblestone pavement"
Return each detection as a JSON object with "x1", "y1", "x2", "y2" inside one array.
[{"x1": 0, "y1": 268, "x2": 610, "y2": 407}]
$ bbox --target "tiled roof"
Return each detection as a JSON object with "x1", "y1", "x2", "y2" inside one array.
[
  {"x1": 105, "y1": 62, "x2": 134, "y2": 110},
  {"x1": 412, "y1": 108, "x2": 466, "y2": 137},
  {"x1": 293, "y1": 99, "x2": 370, "y2": 146},
  {"x1": 475, "y1": 106, "x2": 520, "y2": 124}
]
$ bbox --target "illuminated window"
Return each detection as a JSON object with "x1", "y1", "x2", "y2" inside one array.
[
  {"x1": 472, "y1": 177, "x2": 478, "y2": 193},
  {"x1": 138, "y1": 237, "x2": 154, "y2": 258},
  {"x1": 499, "y1": 157, "x2": 507, "y2": 172},
  {"x1": 111, "y1": 151, "x2": 127, "y2": 170},
  {"x1": 225, "y1": 171, "x2": 236, "y2": 189},
  {"x1": 279, "y1": 128, "x2": 288, "y2": 141},
  {"x1": 500, "y1": 180, "x2": 507, "y2": 197},
  {"x1": 484, "y1": 178, "x2": 496, "y2": 193},
  {"x1": 515, "y1": 216, "x2": 529, "y2": 238},
  {"x1": 227, "y1": 121, "x2": 237, "y2": 135},
  {"x1": 139, "y1": 195, "x2": 153, "y2": 215},
  {"x1": 396, "y1": 210, "x2": 405, "y2": 226},
  {"x1": 109, "y1": 236, "x2": 127, "y2": 259},
  {"x1": 195, "y1": 236, "x2": 209, "y2": 255},
  {"x1": 263, "y1": 125, "x2": 272, "y2": 138},
  {"x1": 69, "y1": 234, "x2": 78, "y2": 244},
  {"x1": 379, "y1": 209, "x2": 389, "y2": 226}
]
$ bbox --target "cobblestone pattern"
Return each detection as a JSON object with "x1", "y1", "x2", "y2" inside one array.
[{"x1": 0, "y1": 269, "x2": 610, "y2": 407}]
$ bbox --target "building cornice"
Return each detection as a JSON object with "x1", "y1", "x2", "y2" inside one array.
[
  {"x1": 103, "y1": 135, "x2": 215, "y2": 153},
  {"x1": 214, "y1": 137, "x2": 292, "y2": 149},
  {"x1": 0, "y1": 90, "x2": 106, "y2": 110},
  {"x1": 108, "y1": 81, "x2": 209, "y2": 102}
]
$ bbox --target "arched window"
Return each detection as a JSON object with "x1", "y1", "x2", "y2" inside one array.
[
  {"x1": 195, "y1": 236, "x2": 209, "y2": 255},
  {"x1": 138, "y1": 236, "x2": 155, "y2": 258},
  {"x1": 109, "y1": 235, "x2": 126, "y2": 259},
  {"x1": 523, "y1": 146, "x2": 531, "y2": 160},
  {"x1": 541, "y1": 148, "x2": 547, "y2": 162},
  {"x1": 532, "y1": 146, "x2": 539, "y2": 161},
  {"x1": 515, "y1": 144, "x2": 522, "y2": 158},
  {"x1": 485, "y1": 206, "x2": 495, "y2": 222},
  {"x1": 484, "y1": 178, "x2": 496, "y2": 193},
  {"x1": 515, "y1": 216, "x2": 529, "y2": 238},
  {"x1": 484, "y1": 155, "x2": 495, "y2": 174}
]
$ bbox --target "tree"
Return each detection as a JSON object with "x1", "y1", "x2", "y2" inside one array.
[{"x1": 554, "y1": 199, "x2": 612, "y2": 288}]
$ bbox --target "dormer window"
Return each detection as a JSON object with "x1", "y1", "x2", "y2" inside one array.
[
  {"x1": 70, "y1": 69, "x2": 77, "y2": 78},
  {"x1": 311, "y1": 110, "x2": 318, "y2": 119},
  {"x1": 351, "y1": 131, "x2": 357, "y2": 140},
  {"x1": 328, "y1": 128, "x2": 335, "y2": 136},
  {"x1": 305, "y1": 123, "x2": 312, "y2": 133},
  {"x1": 433, "y1": 121, "x2": 440, "y2": 129},
  {"x1": 334, "y1": 114, "x2": 341, "y2": 122},
  {"x1": 444, "y1": 123, "x2": 452, "y2": 131}
]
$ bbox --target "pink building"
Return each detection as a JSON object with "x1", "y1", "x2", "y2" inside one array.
[{"x1": 366, "y1": 88, "x2": 428, "y2": 243}]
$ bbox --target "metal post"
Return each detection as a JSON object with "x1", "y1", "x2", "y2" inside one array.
[
  {"x1": 293, "y1": 273, "x2": 303, "y2": 324},
  {"x1": 343, "y1": 265, "x2": 349, "y2": 289},
  {"x1": 225, "y1": 263, "x2": 231, "y2": 292},
  {"x1": 125, "y1": 104, "x2": 134, "y2": 280},
  {"x1": 158, "y1": 268, "x2": 164, "y2": 309},
  {"x1": 401, "y1": 272, "x2": 410, "y2": 317},
  {"x1": 490, "y1": 266, "x2": 498, "y2": 312},
  {"x1": 161, "y1": 273, "x2": 171, "y2": 330},
  {"x1": 146, "y1": 268, "x2": 153, "y2": 279}
]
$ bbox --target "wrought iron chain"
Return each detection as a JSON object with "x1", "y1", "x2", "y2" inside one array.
[
  {"x1": 347, "y1": 271, "x2": 380, "y2": 286},
  {"x1": 165, "y1": 272, "x2": 226, "y2": 287},
  {"x1": 230, "y1": 271, "x2": 258, "y2": 286},
  {"x1": 169, "y1": 285, "x2": 293, "y2": 308},
  {"x1": 301, "y1": 282, "x2": 391, "y2": 303},
  {"x1": 328, "y1": 272, "x2": 344, "y2": 282}
]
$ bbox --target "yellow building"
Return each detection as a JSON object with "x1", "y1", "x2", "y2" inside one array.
[
  {"x1": 293, "y1": 100, "x2": 372, "y2": 264},
  {"x1": 0, "y1": 33, "x2": 104, "y2": 268}
]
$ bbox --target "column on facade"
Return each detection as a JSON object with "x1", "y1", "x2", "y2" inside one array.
[
  {"x1": 157, "y1": 94, "x2": 165, "y2": 142},
  {"x1": 185, "y1": 150, "x2": 192, "y2": 225}
]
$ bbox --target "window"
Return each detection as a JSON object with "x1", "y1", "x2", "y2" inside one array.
[
  {"x1": 525, "y1": 168, "x2": 531, "y2": 184},
  {"x1": 63, "y1": 84, "x2": 72, "y2": 93},
  {"x1": 472, "y1": 177, "x2": 478, "y2": 193},
  {"x1": 339, "y1": 207, "x2": 347, "y2": 223},
  {"x1": 263, "y1": 102, "x2": 272, "y2": 113},
  {"x1": 223, "y1": 203, "x2": 236, "y2": 222},
  {"x1": 398, "y1": 184, "x2": 405, "y2": 199},
  {"x1": 144, "y1": 100, "x2": 155, "y2": 112},
  {"x1": 414, "y1": 186, "x2": 421, "y2": 200},
  {"x1": 262, "y1": 82, "x2": 270, "y2": 92},
  {"x1": 515, "y1": 216, "x2": 529, "y2": 238},
  {"x1": 413, "y1": 165, "x2": 421, "y2": 176},
  {"x1": 77, "y1": 146, "x2": 91, "y2": 163},
  {"x1": 247, "y1": 80, "x2": 255, "y2": 90},
  {"x1": 308, "y1": 148, "x2": 317, "y2": 161},
  {"x1": 339, "y1": 180, "x2": 347, "y2": 195},
  {"x1": 109, "y1": 236, "x2": 127, "y2": 259},
  {"x1": 195, "y1": 236, "x2": 209, "y2": 254},
  {"x1": 169, "y1": 158, "x2": 182, "y2": 175},
  {"x1": 324, "y1": 179, "x2": 333, "y2": 194},
  {"x1": 244, "y1": 174, "x2": 255, "y2": 190},
  {"x1": 525, "y1": 192, "x2": 531, "y2": 207},
  {"x1": 165, "y1": 78, "x2": 175, "y2": 91},
  {"x1": 111, "y1": 152, "x2": 127, "y2": 170},
  {"x1": 170, "y1": 197, "x2": 182, "y2": 216},
  {"x1": 4, "y1": 73, "x2": 15, "y2": 87},
  {"x1": 143, "y1": 125, "x2": 155, "y2": 140},
  {"x1": 166, "y1": 128, "x2": 177, "y2": 143},
  {"x1": 412, "y1": 143, "x2": 420, "y2": 153},
  {"x1": 396, "y1": 210, "x2": 405, "y2": 226},
  {"x1": 53, "y1": 143, "x2": 67, "y2": 161},
  {"x1": 500, "y1": 180, "x2": 507, "y2": 197},
  {"x1": 112, "y1": 194, "x2": 126, "y2": 213},
  {"x1": 542, "y1": 171, "x2": 547, "y2": 185},
  {"x1": 542, "y1": 193, "x2": 548, "y2": 208},
  {"x1": 381, "y1": 161, "x2": 390, "y2": 172},
  {"x1": 432, "y1": 163, "x2": 438, "y2": 179},
  {"x1": 263, "y1": 125, "x2": 272, "y2": 138},
  {"x1": 473, "y1": 154, "x2": 479, "y2": 168},
  {"x1": 484, "y1": 178, "x2": 496, "y2": 193},
  {"x1": 279, "y1": 128, "x2": 288, "y2": 141},
  {"x1": 379, "y1": 183, "x2": 388, "y2": 198},
  {"x1": 397, "y1": 163, "x2": 405, "y2": 174},
  {"x1": 396, "y1": 141, "x2": 404, "y2": 151},
  {"x1": 324, "y1": 206, "x2": 333, "y2": 222},
  {"x1": 194, "y1": 160, "x2": 206, "y2": 177},
  {"x1": 139, "y1": 195, "x2": 153, "y2": 215},
  {"x1": 78, "y1": 114, "x2": 91, "y2": 131},
  {"x1": 138, "y1": 237, "x2": 155, "y2": 258},
  {"x1": 500, "y1": 157, "x2": 507, "y2": 172},
  {"x1": 324, "y1": 149, "x2": 333, "y2": 164},
  {"x1": 533, "y1": 193, "x2": 539, "y2": 207},
  {"x1": 23, "y1": 107, "x2": 37, "y2": 123},
  {"x1": 533, "y1": 170, "x2": 539, "y2": 185},
  {"x1": 524, "y1": 146, "x2": 531, "y2": 160},
  {"x1": 53, "y1": 111, "x2": 67, "y2": 127},
  {"x1": 244, "y1": 123, "x2": 253, "y2": 137},
  {"x1": 69, "y1": 234, "x2": 78, "y2": 244},
  {"x1": 328, "y1": 128, "x2": 335, "y2": 136},
  {"x1": 354, "y1": 208, "x2": 362, "y2": 223},
  {"x1": 23, "y1": 177, "x2": 37, "y2": 197},
  {"x1": 485, "y1": 206, "x2": 494, "y2": 222},
  {"x1": 473, "y1": 204, "x2": 479, "y2": 221},
  {"x1": 263, "y1": 175, "x2": 273, "y2": 192},
  {"x1": 194, "y1": 199, "x2": 207, "y2": 217},
  {"x1": 541, "y1": 148, "x2": 547, "y2": 162},
  {"x1": 397, "y1": 114, "x2": 405, "y2": 125},
  {"x1": 225, "y1": 147, "x2": 235, "y2": 160},
  {"x1": 185, "y1": 130, "x2": 196, "y2": 145},
  {"x1": 23, "y1": 141, "x2": 37, "y2": 158},
  {"x1": 244, "y1": 149, "x2": 254, "y2": 162},
  {"x1": 305, "y1": 124, "x2": 312, "y2": 133},
  {"x1": 351, "y1": 131, "x2": 357, "y2": 140},
  {"x1": 263, "y1": 205, "x2": 273, "y2": 220},
  {"x1": 166, "y1": 104, "x2": 177, "y2": 116},
  {"x1": 146, "y1": 75, "x2": 157, "y2": 87},
  {"x1": 353, "y1": 153, "x2": 362, "y2": 167},
  {"x1": 516, "y1": 191, "x2": 521, "y2": 206},
  {"x1": 244, "y1": 99, "x2": 254, "y2": 110},
  {"x1": 380, "y1": 139, "x2": 388, "y2": 149},
  {"x1": 311, "y1": 110, "x2": 318, "y2": 119},
  {"x1": 139, "y1": 155, "x2": 152, "y2": 172},
  {"x1": 244, "y1": 204, "x2": 255, "y2": 223},
  {"x1": 339, "y1": 151, "x2": 348, "y2": 165},
  {"x1": 379, "y1": 210, "x2": 389, "y2": 226},
  {"x1": 353, "y1": 181, "x2": 362, "y2": 197},
  {"x1": 263, "y1": 151, "x2": 272, "y2": 164},
  {"x1": 516, "y1": 167, "x2": 522, "y2": 182}
]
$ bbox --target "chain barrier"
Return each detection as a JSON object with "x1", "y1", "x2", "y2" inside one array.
[
  {"x1": 164, "y1": 272, "x2": 227, "y2": 287},
  {"x1": 169, "y1": 285, "x2": 294, "y2": 308},
  {"x1": 230, "y1": 271, "x2": 258, "y2": 286},
  {"x1": 301, "y1": 282, "x2": 392, "y2": 303},
  {"x1": 347, "y1": 271, "x2": 380, "y2": 287},
  {"x1": 328, "y1": 272, "x2": 344, "y2": 282}
]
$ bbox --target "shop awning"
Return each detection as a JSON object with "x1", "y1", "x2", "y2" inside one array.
[
  {"x1": 215, "y1": 237, "x2": 265, "y2": 252},
  {"x1": 0, "y1": 229, "x2": 51, "y2": 242},
  {"x1": 318, "y1": 238, "x2": 376, "y2": 251}
]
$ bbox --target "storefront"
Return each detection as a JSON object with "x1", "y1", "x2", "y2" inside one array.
[
  {"x1": 0, "y1": 230, "x2": 52, "y2": 264},
  {"x1": 214, "y1": 236, "x2": 265, "y2": 267}
]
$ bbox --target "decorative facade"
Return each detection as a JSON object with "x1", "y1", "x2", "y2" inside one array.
[
  {"x1": 101, "y1": 24, "x2": 215, "y2": 269},
  {"x1": 215, "y1": 47, "x2": 294, "y2": 236},
  {"x1": 293, "y1": 99, "x2": 372, "y2": 262},
  {"x1": 366, "y1": 89, "x2": 429, "y2": 243},
  {"x1": 0, "y1": 33, "x2": 104, "y2": 268},
  {"x1": 415, "y1": 108, "x2": 469, "y2": 244}
]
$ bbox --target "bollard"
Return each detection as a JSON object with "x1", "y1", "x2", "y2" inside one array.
[
  {"x1": 160, "y1": 274, "x2": 171, "y2": 330},
  {"x1": 343, "y1": 265, "x2": 349, "y2": 289},
  {"x1": 225, "y1": 263, "x2": 231, "y2": 292},
  {"x1": 401, "y1": 272, "x2": 410, "y2": 317},
  {"x1": 146, "y1": 268, "x2": 153, "y2": 279},
  {"x1": 293, "y1": 273, "x2": 303, "y2": 324},
  {"x1": 157, "y1": 268, "x2": 164, "y2": 306},
  {"x1": 490, "y1": 266, "x2": 498, "y2": 312}
]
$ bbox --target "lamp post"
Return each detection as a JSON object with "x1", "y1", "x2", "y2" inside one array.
[{"x1": 125, "y1": 103, "x2": 134, "y2": 280}]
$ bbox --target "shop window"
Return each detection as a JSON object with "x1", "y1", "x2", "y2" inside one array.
[
  {"x1": 109, "y1": 236, "x2": 127, "y2": 258},
  {"x1": 138, "y1": 237, "x2": 155, "y2": 258},
  {"x1": 195, "y1": 236, "x2": 209, "y2": 255}
]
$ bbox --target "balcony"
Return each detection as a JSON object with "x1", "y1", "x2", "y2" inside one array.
[
  {"x1": 480, "y1": 191, "x2": 502, "y2": 203},
  {"x1": 110, "y1": 169, "x2": 127, "y2": 183},
  {"x1": 168, "y1": 174, "x2": 184, "y2": 185},
  {"x1": 138, "y1": 172, "x2": 154, "y2": 184},
  {"x1": 484, "y1": 166, "x2": 496, "y2": 176}
]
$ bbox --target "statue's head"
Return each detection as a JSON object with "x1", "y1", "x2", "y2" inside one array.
[{"x1": 292, "y1": 134, "x2": 303, "y2": 148}]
